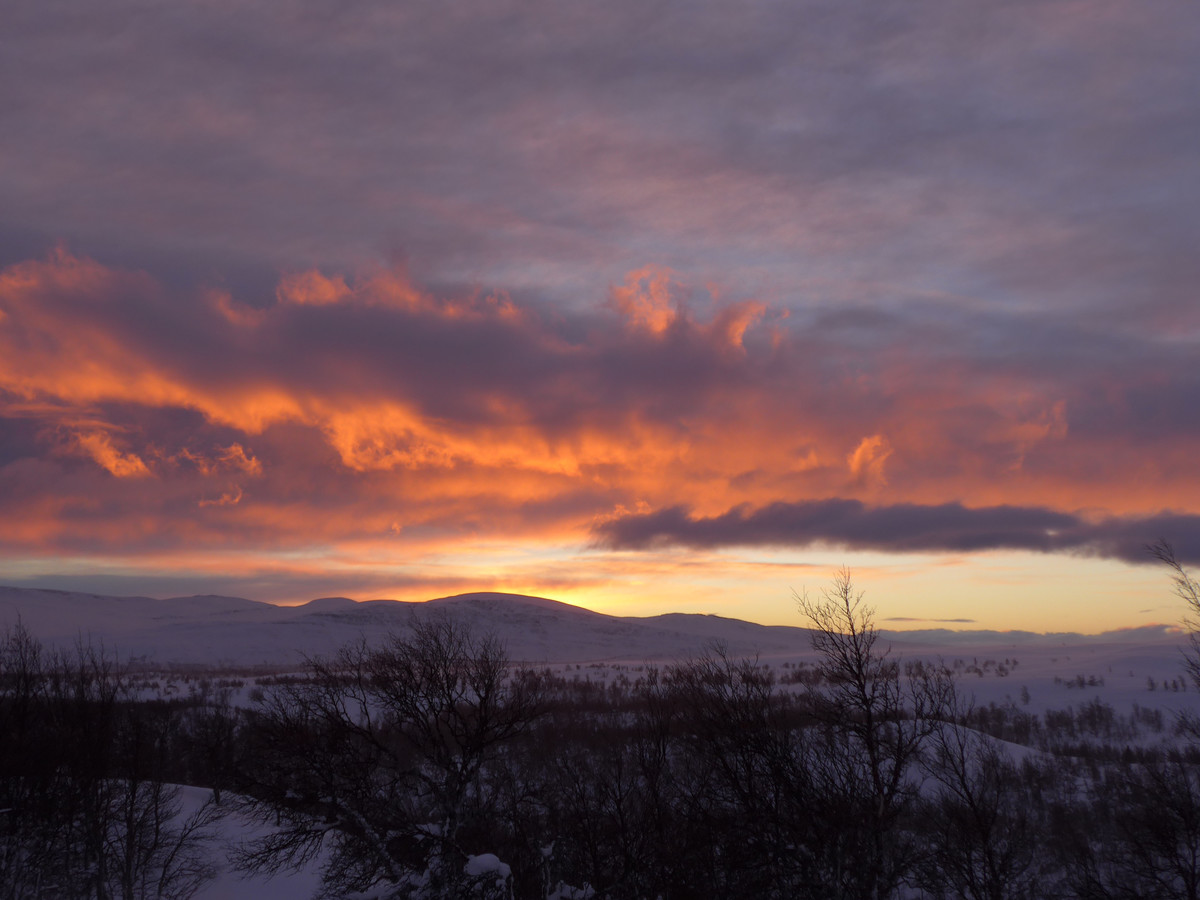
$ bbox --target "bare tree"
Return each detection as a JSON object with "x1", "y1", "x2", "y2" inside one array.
[
  {"x1": 0, "y1": 624, "x2": 218, "y2": 900},
  {"x1": 236, "y1": 615, "x2": 545, "y2": 899},
  {"x1": 916, "y1": 686, "x2": 1049, "y2": 900},
  {"x1": 0, "y1": 620, "x2": 58, "y2": 899},
  {"x1": 665, "y1": 645, "x2": 822, "y2": 898},
  {"x1": 796, "y1": 568, "x2": 951, "y2": 900},
  {"x1": 107, "y1": 701, "x2": 220, "y2": 900},
  {"x1": 1151, "y1": 539, "x2": 1200, "y2": 692},
  {"x1": 540, "y1": 693, "x2": 676, "y2": 900},
  {"x1": 1061, "y1": 756, "x2": 1200, "y2": 900}
]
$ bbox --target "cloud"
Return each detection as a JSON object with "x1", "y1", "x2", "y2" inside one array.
[
  {"x1": 0, "y1": 3, "x2": 1195, "y2": 618},
  {"x1": 176, "y1": 443, "x2": 262, "y2": 478},
  {"x1": 198, "y1": 487, "x2": 243, "y2": 508},
  {"x1": 276, "y1": 271, "x2": 352, "y2": 307},
  {"x1": 594, "y1": 499, "x2": 1200, "y2": 566},
  {"x1": 2, "y1": 247, "x2": 1200, "y2": 573},
  {"x1": 1, "y1": 1, "x2": 1195, "y2": 329},
  {"x1": 610, "y1": 266, "x2": 680, "y2": 335},
  {"x1": 71, "y1": 430, "x2": 150, "y2": 479},
  {"x1": 847, "y1": 434, "x2": 892, "y2": 487}
]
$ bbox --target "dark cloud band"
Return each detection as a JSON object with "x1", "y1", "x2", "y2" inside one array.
[{"x1": 594, "y1": 499, "x2": 1200, "y2": 565}]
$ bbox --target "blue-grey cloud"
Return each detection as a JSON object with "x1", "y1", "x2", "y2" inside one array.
[
  {"x1": 3, "y1": 1, "x2": 1199, "y2": 327},
  {"x1": 594, "y1": 500, "x2": 1200, "y2": 565}
]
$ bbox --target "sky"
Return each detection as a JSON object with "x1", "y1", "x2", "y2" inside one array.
[{"x1": 3, "y1": 1, "x2": 1200, "y2": 632}]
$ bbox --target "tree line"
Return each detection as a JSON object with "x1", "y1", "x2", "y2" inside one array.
[{"x1": 5, "y1": 561, "x2": 1200, "y2": 899}]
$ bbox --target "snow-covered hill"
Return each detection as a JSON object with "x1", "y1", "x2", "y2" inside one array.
[
  {"x1": 4, "y1": 585, "x2": 1199, "y2": 900},
  {"x1": 0, "y1": 585, "x2": 1193, "y2": 712},
  {"x1": 0, "y1": 585, "x2": 817, "y2": 666}
]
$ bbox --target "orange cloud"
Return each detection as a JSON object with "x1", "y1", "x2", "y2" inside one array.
[
  {"x1": 219, "y1": 443, "x2": 262, "y2": 476},
  {"x1": 3, "y1": 248, "x2": 1200, "y2": 587},
  {"x1": 276, "y1": 270, "x2": 353, "y2": 306},
  {"x1": 610, "y1": 265, "x2": 680, "y2": 334},
  {"x1": 72, "y1": 431, "x2": 151, "y2": 478},
  {"x1": 275, "y1": 266, "x2": 522, "y2": 322},
  {"x1": 175, "y1": 443, "x2": 262, "y2": 477},
  {"x1": 708, "y1": 299, "x2": 767, "y2": 353},
  {"x1": 210, "y1": 288, "x2": 265, "y2": 328},
  {"x1": 198, "y1": 486, "x2": 243, "y2": 507},
  {"x1": 847, "y1": 434, "x2": 892, "y2": 487}
]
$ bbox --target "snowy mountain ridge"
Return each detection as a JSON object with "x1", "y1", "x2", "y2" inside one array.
[{"x1": 0, "y1": 584, "x2": 1188, "y2": 669}]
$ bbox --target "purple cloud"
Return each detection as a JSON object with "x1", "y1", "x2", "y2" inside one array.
[{"x1": 594, "y1": 500, "x2": 1200, "y2": 565}]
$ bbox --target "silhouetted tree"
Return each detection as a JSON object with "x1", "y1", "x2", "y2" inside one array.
[
  {"x1": 916, "y1": 687, "x2": 1050, "y2": 900},
  {"x1": 1058, "y1": 756, "x2": 1200, "y2": 900},
  {"x1": 0, "y1": 624, "x2": 218, "y2": 900},
  {"x1": 797, "y1": 569, "x2": 952, "y2": 899},
  {"x1": 664, "y1": 646, "x2": 823, "y2": 897},
  {"x1": 1152, "y1": 539, "x2": 1200, "y2": 695},
  {"x1": 236, "y1": 615, "x2": 545, "y2": 899}
]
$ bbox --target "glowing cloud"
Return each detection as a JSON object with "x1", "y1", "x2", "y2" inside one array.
[
  {"x1": 1, "y1": 249, "x2": 1198, "y2": 561},
  {"x1": 610, "y1": 266, "x2": 680, "y2": 335},
  {"x1": 72, "y1": 431, "x2": 150, "y2": 479},
  {"x1": 1, "y1": 244, "x2": 1199, "y2": 625},
  {"x1": 1, "y1": 1, "x2": 1197, "y2": 630},
  {"x1": 847, "y1": 434, "x2": 892, "y2": 487}
]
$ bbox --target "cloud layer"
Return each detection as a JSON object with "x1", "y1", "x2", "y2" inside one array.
[
  {"x1": 2, "y1": 250, "x2": 1198, "y2": 570},
  {"x1": 2, "y1": 2, "x2": 1199, "y2": 614},
  {"x1": 595, "y1": 500, "x2": 1200, "y2": 564}
]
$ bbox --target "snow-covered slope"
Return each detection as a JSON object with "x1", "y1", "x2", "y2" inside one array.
[
  {"x1": 0, "y1": 585, "x2": 1192, "y2": 700},
  {"x1": 5, "y1": 587, "x2": 1199, "y2": 900},
  {"x1": 0, "y1": 586, "x2": 822, "y2": 666}
]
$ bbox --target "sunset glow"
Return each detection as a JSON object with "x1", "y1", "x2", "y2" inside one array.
[{"x1": 3, "y1": 2, "x2": 1199, "y2": 631}]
